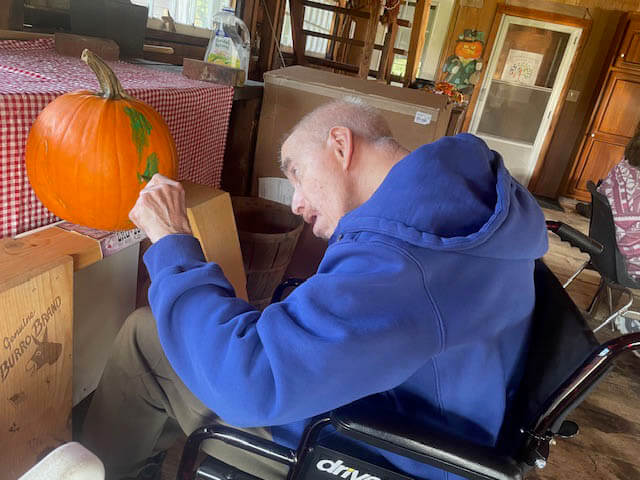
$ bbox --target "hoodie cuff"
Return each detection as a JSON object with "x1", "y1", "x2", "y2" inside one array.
[{"x1": 143, "y1": 234, "x2": 206, "y2": 279}]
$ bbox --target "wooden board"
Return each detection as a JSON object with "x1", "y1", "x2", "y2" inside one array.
[
  {"x1": 0, "y1": 256, "x2": 73, "y2": 478},
  {"x1": 183, "y1": 182, "x2": 248, "y2": 301},
  {"x1": 0, "y1": 227, "x2": 102, "y2": 285},
  {"x1": 182, "y1": 57, "x2": 246, "y2": 86},
  {"x1": 54, "y1": 32, "x2": 120, "y2": 60}
]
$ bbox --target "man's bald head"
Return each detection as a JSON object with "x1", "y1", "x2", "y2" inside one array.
[
  {"x1": 284, "y1": 97, "x2": 396, "y2": 155},
  {"x1": 280, "y1": 97, "x2": 409, "y2": 240}
]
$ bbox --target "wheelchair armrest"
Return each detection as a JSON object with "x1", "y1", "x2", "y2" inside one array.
[
  {"x1": 271, "y1": 278, "x2": 306, "y2": 303},
  {"x1": 545, "y1": 221, "x2": 603, "y2": 257},
  {"x1": 330, "y1": 403, "x2": 525, "y2": 480}
]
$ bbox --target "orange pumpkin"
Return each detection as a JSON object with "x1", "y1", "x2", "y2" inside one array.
[
  {"x1": 454, "y1": 40, "x2": 483, "y2": 60},
  {"x1": 25, "y1": 49, "x2": 178, "y2": 231}
]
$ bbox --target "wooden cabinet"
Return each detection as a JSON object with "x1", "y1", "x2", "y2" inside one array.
[
  {"x1": 571, "y1": 137, "x2": 626, "y2": 196},
  {"x1": 616, "y1": 19, "x2": 640, "y2": 70},
  {"x1": 565, "y1": 14, "x2": 640, "y2": 201},
  {"x1": 568, "y1": 71, "x2": 640, "y2": 200}
]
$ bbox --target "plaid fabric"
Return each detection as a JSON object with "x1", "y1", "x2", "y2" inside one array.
[{"x1": 0, "y1": 38, "x2": 234, "y2": 237}]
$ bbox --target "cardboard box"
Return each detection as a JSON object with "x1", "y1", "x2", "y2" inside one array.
[
  {"x1": 252, "y1": 66, "x2": 454, "y2": 189},
  {"x1": 252, "y1": 66, "x2": 455, "y2": 278}
]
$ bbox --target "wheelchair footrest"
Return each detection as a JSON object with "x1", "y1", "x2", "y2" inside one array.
[
  {"x1": 298, "y1": 446, "x2": 414, "y2": 480},
  {"x1": 197, "y1": 457, "x2": 265, "y2": 480}
]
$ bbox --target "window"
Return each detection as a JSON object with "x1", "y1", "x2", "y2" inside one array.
[
  {"x1": 371, "y1": 0, "x2": 453, "y2": 81},
  {"x1": 279, "y1": 0, "x2": 454, "y2": 83},
  {"x1": 130, "y1": 0, "x2": 230, "y2": 29},
  {"x1": 281, "y1": 0, "x2": 338, "y2": 57}
]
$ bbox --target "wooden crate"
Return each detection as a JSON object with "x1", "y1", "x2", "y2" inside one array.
[{"x1": 0, "y1": 256, "x2": 73, "y2": 478}]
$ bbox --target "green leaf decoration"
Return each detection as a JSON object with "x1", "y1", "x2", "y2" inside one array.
[
  {"x1": 139, "y1": 152, "x2": 159, "y2": 183},
  {"x1": 124, "y1": 106, "x2": 153, "y2": 160}
]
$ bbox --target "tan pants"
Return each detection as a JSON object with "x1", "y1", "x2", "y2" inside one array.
[{"x1": 81, "y1": 308, "x2": 289, "y2": 480}]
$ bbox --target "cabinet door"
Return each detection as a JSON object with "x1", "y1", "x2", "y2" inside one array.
[
  {"x1": 592, "y1": 71, "x2": 640, "y2": 138},
  {"x1": 571, "y1": 137, "x2": 626, "y2": 200},
  {"x1": 616, "y1": 18, "x2": 640, "y2": 70},
  {"x1": 567, "y1": 70, "x2": 640, "y2": 200}
]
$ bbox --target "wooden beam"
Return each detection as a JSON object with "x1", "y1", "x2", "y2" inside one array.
[
  {"x1": 305, "y1": 55, "x2": 359, "y2": 73},
  {"x1": 302, "y1": 29, "x2": 365, "y2": 47},
  {"x1": 0, "y1": 28, "x2": 50, "y2": 40},
  {"x1": 378, "y1": 24, "x2": 398, "y2": 81},
  {"x1": 289, "y1": 0, "x2": 307, "y2": 65},
  {"x1": 358, "y1": 0, "x2": 381, "y2": 78},
  {"x1": 377, "y1": 9, "x2": 400, "y2": 82},
  {"x1": 404, "y1": 0, "x2": 431, "y2": 86},
  {"x1": 373, "y1": 44, "x2": 408, "y2": 56},
  {"x1": 301, "y1": 0, "x2": 370, "y2": 18}
]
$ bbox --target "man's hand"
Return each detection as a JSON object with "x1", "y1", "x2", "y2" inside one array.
[{"x1": 129, "y1": 173, "x2": 193, "y2": 243}]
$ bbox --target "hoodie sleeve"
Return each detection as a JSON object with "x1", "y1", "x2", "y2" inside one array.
[{"x1": 144, "y1": 234, "x2": 442, "y2": 427}]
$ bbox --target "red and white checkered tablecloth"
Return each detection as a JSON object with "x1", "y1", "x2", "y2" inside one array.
[{"x1": 0, "y1": 38, "x2": 234, "y2": 238}]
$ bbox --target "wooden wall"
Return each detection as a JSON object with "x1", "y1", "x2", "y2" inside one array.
[
  {"x1": 436, "y1": 0, "x2": 499, "y2": 85},
  {"x1": 559, "y1": 0, "x2": 640, "y2": 11}
]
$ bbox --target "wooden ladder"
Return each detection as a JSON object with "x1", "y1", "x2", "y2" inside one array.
[
  {"x1": 288, "y1": 0, "x2": 382, "y2": 78},
  {"x1": 288, "y1": 0, "x2": 431, "y2": 85}
]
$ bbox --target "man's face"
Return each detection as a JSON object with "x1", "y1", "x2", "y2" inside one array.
[{"x1": 281, "y1": 135, "x2": 348, "y2": 240}]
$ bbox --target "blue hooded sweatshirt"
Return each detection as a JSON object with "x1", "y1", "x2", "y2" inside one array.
[{"x1": 144, "y1": 133, "x2": 548, "y2": 480}]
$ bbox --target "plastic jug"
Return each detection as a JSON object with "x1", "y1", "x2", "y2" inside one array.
[{"x1": 204, "y1": 7, "x2": 250, "y2": 84}]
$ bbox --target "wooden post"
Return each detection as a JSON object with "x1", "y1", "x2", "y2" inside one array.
[
  {"x1": 377, "y1": 5, "x2": 400, "y2": 82},
  {"x1": 358, "y1": 0, "x2": 381, "y2": 78},
  {"x1": 404, "y1": 0, "x2": 432, "y2": 86},
  {"x1": 289, "y1": 0, "x2": 307, "y2": 65},
  {"x1": 0, "y1": 0, "x2": 23, "y2": 30},
  {"x1": 256, "y1": 0, "x2": 287, "y2": 74}
]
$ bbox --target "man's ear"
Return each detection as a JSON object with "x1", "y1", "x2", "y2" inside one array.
[{"x1": 328, "y1": 126, "x2": 354, "y2": 171}]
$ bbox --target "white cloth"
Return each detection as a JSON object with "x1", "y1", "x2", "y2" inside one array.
[{"x1": 18, "y1": 442, "x2": 105, "y2": 480}]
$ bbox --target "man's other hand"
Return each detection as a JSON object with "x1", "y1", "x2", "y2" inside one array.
[{"x1": 129, "y1": 173, "x2": 193, "y2": 243}]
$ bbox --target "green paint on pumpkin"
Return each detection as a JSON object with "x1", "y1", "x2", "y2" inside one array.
[
  {"x1": 124, "y1": 106, "x2": 152, "y2": 160},
  {"x1": 139, "y1": 152, "x2": 159, "y2": 183}
]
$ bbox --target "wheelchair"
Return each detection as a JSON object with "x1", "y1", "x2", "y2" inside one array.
[{"x1": 176, "y1": 222, "x2": 640, "y2": 480}]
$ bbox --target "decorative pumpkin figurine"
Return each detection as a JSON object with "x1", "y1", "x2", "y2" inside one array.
[
  {"x1": 25, "y1": 49, "x2": 178, "y2": 231},
  {"x1": 443, "y1": 30, "x2": 485, "y2": 95}
]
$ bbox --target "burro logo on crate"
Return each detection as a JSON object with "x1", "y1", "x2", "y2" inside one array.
[{"x1": 316, "y1": 459, "x2": 382, "y2": 480}]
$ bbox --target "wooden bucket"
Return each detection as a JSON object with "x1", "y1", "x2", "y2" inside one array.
[{"x1": 232, "y1": 197, "x2": 304, "y2": 310}]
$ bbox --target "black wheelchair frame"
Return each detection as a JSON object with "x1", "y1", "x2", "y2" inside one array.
[{"x1": 176, "y1": 222, "x2": 640, "y2": 480}]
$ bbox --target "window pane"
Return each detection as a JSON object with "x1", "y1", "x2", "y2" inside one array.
[
  {"x1": 280, "y1": 1, "x2": 337, "y2": 56},
  {"x1": 417, "y1": 5, "x2": 437, "y2": 73},
  {"x1": 391, "y1": 54, "x2": 407, "y2": 77},
  {"x1": 130, "y1": 0, "x2": 227, "y2": 28},
  {"x1": 492, "y1": 24, "x2": 570, "y2": 88},
  {"x1": 476, "y1": 82, "x2": 551, "y2": 144},
  {"x1": 476, "y1": 23, "x2": 572, "y2": 144}
]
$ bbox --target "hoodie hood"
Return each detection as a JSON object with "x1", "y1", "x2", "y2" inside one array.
[{"x1": 333, "y1": 133, "x2": 548, "y2": 260}]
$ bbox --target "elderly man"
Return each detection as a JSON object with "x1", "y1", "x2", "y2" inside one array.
[{"x1": 82, "y1": 98, "x2": 548, "y2": 480}]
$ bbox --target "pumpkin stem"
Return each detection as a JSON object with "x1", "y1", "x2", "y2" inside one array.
[{"x1": 81, "y1": 49, "x2": 131, "y2": 100}]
